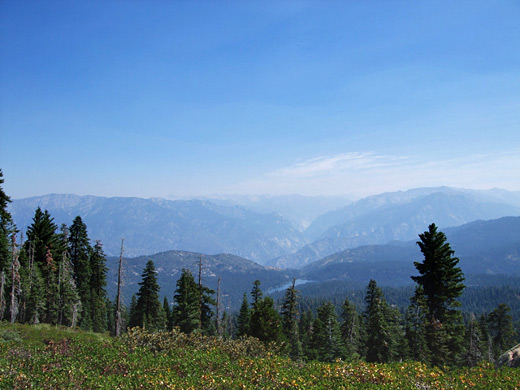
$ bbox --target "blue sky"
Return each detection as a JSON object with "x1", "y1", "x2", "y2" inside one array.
[{"x1": 1, "y1": 1, "x2": 519, "y2": 199}]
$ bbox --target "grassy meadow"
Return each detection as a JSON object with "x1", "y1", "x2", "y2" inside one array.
[{"x1": 1, "y1": 323, "x2": 518, "y2": 389}]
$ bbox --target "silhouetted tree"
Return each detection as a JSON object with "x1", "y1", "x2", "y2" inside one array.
[
  {"x1": 281, "y1": 279, "x2": 302, "y2": 360},
  {"x1": 132, "y1": 260, "x2": 165, "y2": 331},
  {"x1": 411, "y1": 223, "x2": 465, "y2": 366}
]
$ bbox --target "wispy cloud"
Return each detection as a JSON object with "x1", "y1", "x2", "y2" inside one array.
[
  {"x1": 227, "y1": 149, "x2": 520, "y2": 197},
  {"x1": 269, "y1": 152, "x2": 408, "y2": 179}
]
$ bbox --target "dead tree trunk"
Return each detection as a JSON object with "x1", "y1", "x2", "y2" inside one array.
[{"x1": 115, "y1": 239, "x2": 124, "y2": 337}]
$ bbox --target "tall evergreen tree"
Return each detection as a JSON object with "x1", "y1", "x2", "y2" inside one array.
[
  {"x1": 0, "y1": 169, "x2": 16, "y2": 274},
  {"x1": 250, "y1": 296, "x2": 283, "y2": 345},
  {"x1": 411, "y1": 223, "x2": 465, "y2": 366},
  {"x1": 128, "y1": 294, "x2": 138, "y2": 328},
  {"x1": 132, "y1": 260, "x2": 165, "y2": 331},
  {"x1": 0, "y1": 169, "x2": 14, "y2": 321},
  {"x1": 405, "y1": 286, "x2": 429, "y2": 362},
  {"x1": 89, "y1": 241, "x2": 108, "y2": 332},
  {"x1": 68, "y1": 216, "x2": 92, "y2": 330},
  {"x1": 24, "y1": 208, "x2": 61, "y2": 325},
  {"x1": 56, "y1": 226, "x2": 81, "y2": 327},
  {"x1": 249, "y1": 280, "x2": 284, "y2": 344},
  {"x1": 163, "y1": 296, "x2": 173, "y2": 330},
  {"x1": 341, "y1": 297, "x2": 362, "y2": 359},
  {"x1": 198, "y1": 283, "x2": 216, "y2": 334},
  {"x1": 237, "y1": 292, "x2": 251, "y2": 337},
  {"x1": 299, "y1": 309, "x2": 317, "y2": 361},
  {"x1": 172, "y1": 269, "x2": 200, "y2": 334},
  {"x1": 487, "y1": 303, "x2": 517, "y2": 360},
  {"x1": 312, "y1": 302, "x2": 344, "y2": 362},
  {"x1": 478, "y1": 313, "x2": 494, "y2": 362},
  {"x1": 251, "y1": 280, "x2": 263, "y2": 309},
  {"x1": 281, "y1": 279, "x2": 302, "y2": 360},
  {"x1": 363, "y1": 279, "x2": 401, "y2": 363},
  {"x1": 25, "y1": 208, "x2": 60, "y2": 269}
]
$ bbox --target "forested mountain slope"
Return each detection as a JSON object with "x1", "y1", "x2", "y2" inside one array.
[{"x1": 106, "y1": 250, "x2": 297, "y2": 310}]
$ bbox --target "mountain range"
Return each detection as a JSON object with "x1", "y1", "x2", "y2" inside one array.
[
  {"x1": 269, "y1": 187, "x2": 520, "y2": 268},
  {"x1": 8, "y1": 194, "x2": 307, "y2": 262},
  {"x1": 108, "y1": 216, "x2": 520, "y2": 311},
  {"x1": 9, "y1": 187, "x2": 520, "y2": 269}
]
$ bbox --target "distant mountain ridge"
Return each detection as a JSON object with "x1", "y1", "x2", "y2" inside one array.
[
  {"x1": 9, "y1": 187, "x2": 520, "y2": 268},
  {"x1": 270, "y1": 188, "x2": 520, "y2": 268},
  {"x1": 9, "y1": 194, "x2": 308, "y2": 261},
  {"x1": 105, "y1": 217, "x2": 520, "y2": 311},
  {"x1": 300, "y1": 216, "x2": 520, "y2": 286}
]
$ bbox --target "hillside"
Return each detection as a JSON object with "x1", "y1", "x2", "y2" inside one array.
[
  {"x1": 106, "y1": 250, "x2": 297, "y2": 310},
  {"x1": 2, "y1": 324, "x2": 517, "y2": 389}
]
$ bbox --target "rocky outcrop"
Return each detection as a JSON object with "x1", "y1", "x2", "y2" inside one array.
[{"x1": 497, "y1": 343, "x2": 520, "y2": 368}]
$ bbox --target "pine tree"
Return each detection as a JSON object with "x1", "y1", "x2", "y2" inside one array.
[
  {"x1": 198, "y1": 283, "x2": 216, "y2": 334},
  {"x1": 478, "y1": 314, "x2": 494, "y2": 362},
  {"x1": 237, "y1": 292, "x2": 251, "y2": 337},
  {"x1": 251, "y1": 280, "x2": 263, "y2": 309},
  {"x1": 172, "y1": 269, "x2": 200, "y2": 334},
  {"x1": 250, "y1": 296, "x2": 283, "y2": 345},
  {"x1": 487, "y1": 303, "x2": 517, "y2": 360},
  {"x1": 128, "y1": 294, "x2": 138, "y2": 328},
  {"x1": 89, "y1": 241, "x2": 108, "y2": 332},
  {"x1": 313, "y1": 302, "x2": 344, "y2": 362},
  {"x1": 20, "y1": 239, "x2": 45, "y2": 324},
  {"x1": 299, "y1": 309, "x2": 317, "y2": 361},
  {"x1": 0, "y1": 169, "x2": 14, "y2": 321},
  {"x1": 68, "y1": 216, "x2": 92, "y2": 330},
  {"x1": 281, "y1": 279, "x2": 302, "y2": 360},
  {"x1": 363, "y1": 279, "x2": 401, "y2": 363},
  {"x1": 411, "y1": 223, "x2": 465, "y2": 366},
  {"x1": 220, "y1": 311, "x2": 230, "y2": 339},
  {"x1": 341, "y1": 297, "x2": 362, "y2": 359},
  {"x1": 195, "y1": 256, "x2": 216, "y2": 334},
  {"x1": 56, "y1": 226, "x2": 81, "y2": 327},
  {"x1": 405, "y1": 286, "x2": 429, "y2": 362},
  {"x1": 163, "y1": 296, "x2": 173, "y2": 330},
  {"x1": 0, "y1": 170, "x2": 16, "y2": 274},
  {"x1": 24, "y1": 208, "x2": 61, "y2": 325},
  {"x1": 114, "y1": 239, "x2": 125, "y2": 337},
  {"x1": 132, "y1": 260, "x2": 165, "y2": 331},
  {"x1": 249, "y1": 280, "x2": 283, "y2": 344},
  {"x1": 25, "y1": 208, "x2": 60, "y2": 269}
]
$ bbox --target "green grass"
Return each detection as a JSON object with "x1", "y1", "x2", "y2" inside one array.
[{"x1": 1, "y1": 323, "x2": 518, "y2": 389}]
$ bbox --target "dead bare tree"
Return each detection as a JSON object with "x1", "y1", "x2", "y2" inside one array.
[
  {"x1": 115, "y1": 238, "x2": 125, "y2": 337},
  {"x1": 10, "y1": 234, "x2": 21, "y2": 323},
  {"x1": 216, "y1": 276, "x2": 222, "y2": 337}
]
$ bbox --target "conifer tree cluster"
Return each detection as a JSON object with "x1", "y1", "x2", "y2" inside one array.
[
  {"x1": 232, "y1": 224, "x2": 517, "y2": 366},
  {"x1": 0, "y1": 171, "x2": 109, "y2": 330}
]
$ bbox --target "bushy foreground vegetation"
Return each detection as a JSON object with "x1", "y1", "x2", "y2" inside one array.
[{"x1": 1, "y1": 324, "x2": 519, "y2": 390}]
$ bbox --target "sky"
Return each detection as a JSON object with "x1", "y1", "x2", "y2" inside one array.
[{"x1": 1, "y1": 1, "x2": 519, "y2": 200}]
